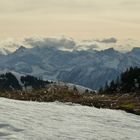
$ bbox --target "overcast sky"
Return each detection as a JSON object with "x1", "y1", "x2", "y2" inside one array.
[{"x1": 0, "y1": 0, "x2": 140, "y2": 40}]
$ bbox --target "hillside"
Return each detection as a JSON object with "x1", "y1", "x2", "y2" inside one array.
[
  {"x1": 0, "y1": 72, "x2": 51, "y2": 91},
  {"x1": 0, "y1": 68, "x2": 140, "y2": 115},
  {"x1": 100, "y1": 67, "x2": 140, "y2": 94}
]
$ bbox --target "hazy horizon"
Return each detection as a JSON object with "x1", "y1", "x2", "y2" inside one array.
[{"x1": 0, "y1": 0, "x2": 140, "y2": 41}]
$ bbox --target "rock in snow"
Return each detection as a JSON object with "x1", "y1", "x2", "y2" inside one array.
[{"x1": 0, "y1": 98, "x2": 140, "y2": 140}]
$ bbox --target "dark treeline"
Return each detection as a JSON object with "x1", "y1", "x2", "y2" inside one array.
[
  {"x1": 0, "y1": 73, "x2": 51, "y2": 91},
  {"x1": 21, "y1": 75, "x2": 51, "y2": 89},
  {"x1": 0, "y1": 73, "x2": 21, "y2": 91},
  {"x1": 99, "y1": 67, "x2": 140, "y2": 94}
]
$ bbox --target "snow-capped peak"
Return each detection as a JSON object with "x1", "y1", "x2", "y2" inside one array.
[
  {"x1": 131, "y1": 47, "x2": 140, "y2": 53},
  {"x1": 0, "y1": 48, "x2": 11, "y2": 55},
  {"x1": 14, "y1": 46, "x2": 26, "y2": 53}
]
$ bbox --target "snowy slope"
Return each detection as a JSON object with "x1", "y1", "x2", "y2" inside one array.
[
  {"x1": 53, "y1": 82, "x2": 94, "y2": 93},
  {"x1": 0, "y1": 98, "x2": 140, "y2": 140}
]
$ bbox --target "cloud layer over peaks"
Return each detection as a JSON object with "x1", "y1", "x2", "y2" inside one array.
[{"x1": 0, "y1": 36, "x2": 140, "y2": 53}]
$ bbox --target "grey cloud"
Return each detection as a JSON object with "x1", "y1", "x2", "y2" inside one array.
[
  {"x1": 24, "y1": 37, "x2": 76, "y2": 50},
  {"x1": 87, "y1": 44, "x2": 99, "y2": 49},
  {"x1": 96, "y1": 37, "x2": 117, "y2": 44}
]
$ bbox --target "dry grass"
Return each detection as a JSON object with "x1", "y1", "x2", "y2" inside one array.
[{"x1": 0, "y1": 86, "x2": 140, "y2": 115}]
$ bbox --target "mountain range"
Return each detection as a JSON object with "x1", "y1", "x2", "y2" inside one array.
[{"x1": 0, "y1": 37, "x2": 140, "y2": 90}]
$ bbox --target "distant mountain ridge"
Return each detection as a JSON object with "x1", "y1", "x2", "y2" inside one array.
[{"x1": 0, "y1": 43, "x2": 140, "y2": 90}]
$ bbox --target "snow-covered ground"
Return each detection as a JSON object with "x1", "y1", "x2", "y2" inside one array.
[{"x1": 0, "y1": 98, "x2": 140, "y2": 140}]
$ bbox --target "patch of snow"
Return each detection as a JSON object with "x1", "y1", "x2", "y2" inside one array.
[{"x1": 0, "y1": 98, "x2": 140, "y2": 140}]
